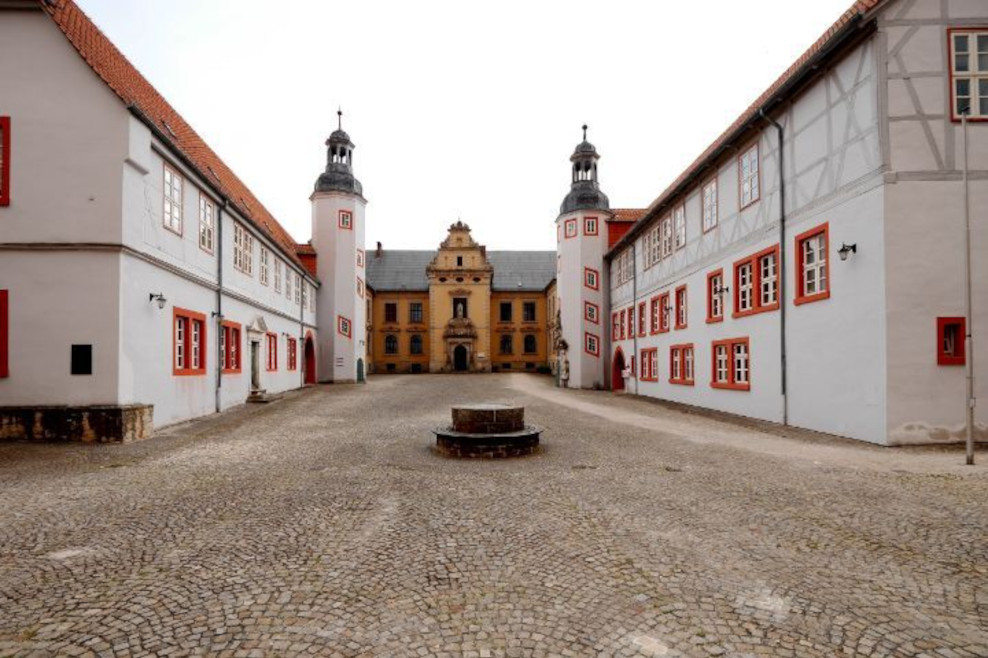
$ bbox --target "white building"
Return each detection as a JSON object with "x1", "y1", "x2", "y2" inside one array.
[
  {"x1": 589, "y1": 0, "x2": 987, "y2": 445},
  {"x1": 0, "y1": 0, "x2": 364, "y2": 440}
]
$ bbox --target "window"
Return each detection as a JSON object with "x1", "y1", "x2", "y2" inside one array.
[
  {"x1": 500, "y1": 334, "x2": 513, "y2": 355},
  {"x1": 670, "y1": 344, "x2": 695, "y2": 385},
  {"x1": 612, "y1": 313, "x2": 620, "y2": 340},
  {"x1": 456, "y1": 256, "x2": 463, "y2": 267},
  {"x1": 564, "y1": 218, "x2": 577, "y2": 238},
  {"x1": 410, "y1": 334, "x2": 424, "y2": 355},
  {"x1": 524, "y1": 334, "x2": 537, "y2": 354},
  {"x1": 523, "y1": 301, "x2": 536, "y2": 323},
  {"x1": 294, "y1": 274, "x2": 301, "y2": 305},
  {"x1": 675, "y1": 285, "x2": 688, "y2": 330},
  {"x1": 795, "y1": 224, "x2": 830, "y2": 305},
  {"x1": 198, "y1": 196, "x2": 214, "y2": 253},
  {"x1": 0, "y1": 290, "x2": 7, "y2": 378},
  {"x1": 673, "y1": 205, "x2": 686, "y2": 250},
  {"x1": 356, "y1": 249, "x2": 365, "y2": 268},
  {"x1": 274, "y1": 260, "x2": 282, "y2": 293},
  {"x1": 385, "y1": 302, "x2": 398, "y2": 324},
  {"x1": 640, "y1": 348, "x2": 658, "y2": 382},
  {"x1": 385, "y1": 334, "x2": 398, "y2": 355},
  {"x1": 739, "y1": 144, "x2": 760, "y2": 208},
  {"x1": 938, "y1": 317, "x2": 966, "y2": 365},
  {"x1": 266, "y1": 332, "x2": 278, "y2": 371},
  {"x1": 173, "y1": 308, "x2": 206, "y2": 376},
  {"x1": 644, "y1": 224, "x2": 661, "y2": 269},
  {"x1": 163, "y1": 164, "x2": 184, "y2": 234},
  {"x1": 656, "y1": 292, "x2": 671, "y2": 333},
  {"x1": 638, "y1": 302, "x2": 646, "y2": 336},
  {"x1": 660, "y1": 216, "x2": 673, "y2": 257},
  {"x1": 288, "y1": 338, "x2": 297, "y2": 371},
  {"x1": 584, "y1": 332, "x2": 599, "y2": 357},
  {"x1": 338, "y1": 315, "x2": 352, "y2": 338},
  {"x1": 0, "y1": 116, "x2": 10, "y2": 206},
  {"x1": 339, "y1": 210, "x2": 353, "y2": 230},
  {"x1": 707, "y1": 269, "x2": 725, "y2": 323},
  {"x1": 260, "y1": 247, "x2": 270, "y2": 286},
  {"x1": 949, "y1": 30, "x2": 988, "y2": 119},
  {"x1": 357, "y1": 278, "x2": 364, "y2": 299},
  {"x1": 285, "y1": 267, "x2": 292, "y2": 300},
  {"x1": 614, "y1": 249, "x2": 634, "y2": 286},
  {"x1": 734, "y1": 245, "x2": 780, "y2": 317},
  {"x1": 702, "y1": 178, "x2": 718, "y2": 232},
  {"x1": 585, "y1": 301, "x2": 599, "y2": 324},
  {"x1": 409, "y1": 302, "x2": 423, "y2": 324},
  {"x1": 220, "y1": 321, "x2": 241, "y2": 374},
  {"x1": 626, "y1": 306, "x2": 635, "y2": 338},
  {"x1": 500, "y1": 301, "x2": 513, "y2": 323},
  {"x1": 584, "y1": 267, "x2": 599, "y2": 291},
  {"x1": 711, "y1": 337, "x2": 750, "y2": 390},
  {"x1": 584, "y1": 216, "x2": 598, "y2": 236},
  {"x1": 233, "y1": 223, "x2": 253, "y2": 275}
]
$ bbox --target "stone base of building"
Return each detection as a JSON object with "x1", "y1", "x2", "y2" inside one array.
[{"x1": 0, "y1": 404, "x2": 154, "y2": 443}]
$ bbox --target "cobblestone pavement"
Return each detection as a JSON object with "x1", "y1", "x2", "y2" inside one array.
[{"x1": 1, "y1": 374, "x2": 986, "y2": 658}]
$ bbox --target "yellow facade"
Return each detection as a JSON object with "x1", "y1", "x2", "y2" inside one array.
[
  {"x1": 490, "y1": 292, "x2": 549, "y2": 372},
  {"x1": 370, "y1": 292, "x2": 431, "y2": 373}
]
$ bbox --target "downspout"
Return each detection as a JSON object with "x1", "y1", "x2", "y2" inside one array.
[
  {"x1": 631, "y1": 241, "x2": 639, "y2": 395},
  {"x1": 299, "y1": 273, "x2": 305, "y2": 389},
  {"x1": 214, "y1": 201, "x2": 227, "y2": 414},
  {"x1": 760, "y1": 108, "x2": 787, "y2": 426}
]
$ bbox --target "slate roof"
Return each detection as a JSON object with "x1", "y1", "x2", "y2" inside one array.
[
  {"x1": 41, "y1": 0, "x2": 307, "y2": 270},
  {"x1": 366, "y1": 251, "x2": 556, "y2": 293}
]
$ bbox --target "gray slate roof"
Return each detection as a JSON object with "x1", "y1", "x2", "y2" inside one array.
[{"x1": 366, "y1": 250, "x2": 556, "y2": 292}]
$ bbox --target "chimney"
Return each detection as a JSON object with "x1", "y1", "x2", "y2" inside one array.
[{"x1": 375, "y1": 241, "x2": 383, "y2": 258}]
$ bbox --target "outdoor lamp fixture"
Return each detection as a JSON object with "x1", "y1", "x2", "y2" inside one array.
[
  {"x1": 713, "y1": 283, "x2": 730, "y2": 296},
  {"x1": 838, "y1": 243, "x2": 857, "y2": 261},
  {"x1": 148, "y1": 292, "x2": 167, "y2": 310}
]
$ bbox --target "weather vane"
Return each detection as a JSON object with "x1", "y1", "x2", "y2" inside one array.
[
  {"x1": 337, "y1": 107, "x2": 343, "y2": 131},
  {"x1": 582, "y1": 124, "x2": 588, "y2": 141}
]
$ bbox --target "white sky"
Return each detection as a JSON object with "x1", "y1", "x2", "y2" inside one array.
[{"x1": 78, "y1": 0, "x2": 854, "y2": 251}]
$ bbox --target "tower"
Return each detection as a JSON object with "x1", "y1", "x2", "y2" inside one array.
[
  {"x1": 556, "y1": 125, "x2": 610, "y2": 389},
  {"x1": 311, "y1": 111, "x2": 367, "y2": 382}
]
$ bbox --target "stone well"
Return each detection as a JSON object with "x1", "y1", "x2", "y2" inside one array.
[{"x1": 433, "y1": 403, "x2": 541, "y2": 458}]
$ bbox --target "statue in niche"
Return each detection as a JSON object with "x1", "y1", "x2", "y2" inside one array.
[{"x1": 456, "y1": 302, "x2": 465, "y2": 319}]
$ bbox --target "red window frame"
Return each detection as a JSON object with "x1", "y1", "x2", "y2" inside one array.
[
  {"x1": 584, "y1": 332, "x2": 600, "y2": 357},
  {"x1": 937, "y1": 317, "x2": 966, "y2": 365},
  {"x1": 638, "y1": 302, "x2": 647, "y2": 336},
  {"x1": 674, "y1": 285, "x2": 688, "y2": 330},
  {"x1": 585, "y1": 301, "x2": 600, "y2": 325},
  {"x1": 357, "y1": 277, "x2": 364, "y2": 299},
  {"x1": 627, "y1": 306, "x2": 635, "y2": 338},
  {"x1": 0, "y1": 289, "x2": 8, "y2": 378},
  {"x1": 706, "y1": 269, "x2": 725, "y2": 323},
  {"x1": 612, "y1": 312, "x2": 620, "y2": 340},
  {"x1": 795, "y1": 223, "x2": 830, "y2": 305},
  {"x1": 584, "y1": 216, "x2": 599, "y2": 236},
  {"x1": 710, "y1": 337, "x2": 750, "y2": 391},
  {"x1": 619, "y1": 309, "x2": 626, "y2": 340},
  {"x1": 0, "y1": 117, "x2": 10, "y2": 207},
  {"x1": 173, "y1": 307, "x2": 207, "y2": 376},
  {"x1": 640, "y1": 347, "x2": 659, "y2": 382},
  {"x1": 584, "y1": 267, "x2": 599, "y2": 291},
  {"x1": 733, "y1": 245, "x2": 780, "y2": 318},
  {"x1": 656, "y1": 292, "x2": 671, "y2": 333},
  {"x1": 338, "y1": 315, "x2": 352, "y2": 338},
  {"x1": 565, "y1": 218, "x2": 578, "y2": 239},
  {"x1": 266, "y1": 332, "x2": 278, "y2": 371},
  {"x1": 669, "y1": 343, "x2": 695, "y2": 386},
  {"x1": 649, "y1": 296, "x2": 660, "y2": 335},
  {"x1": 356, "y1": 249, "x2": 365, "y2": 268},
  {"x1": 288, "y1": 337, "x2": 298, "y2": 371},
  {"x1": 221, "y1": 320, "x2": 242, "y2": 374},
  {"x1": 339, "y1": 210, "x2": 353, "y2": 230}
]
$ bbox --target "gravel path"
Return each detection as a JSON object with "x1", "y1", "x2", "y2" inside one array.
[{"x1": 0, "y1": 374, "x2": 985, "y2": 657}]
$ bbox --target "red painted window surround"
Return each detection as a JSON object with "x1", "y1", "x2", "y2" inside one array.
[
  {"x1": 733, "y1": 245, "x2": 780, "y2": 318},
  {"x1": 706, "y1": 269, "x2": 725, "y2": 324},
  {"x1": 584, "y1": 332, "x2": 600, "y2": 357},
  {"x1": 638, "y1": 302, "x2": 647, "y2": 337},
  {"x1": 711, "y1": 337, "x2": 750, "y2": 391},
  {"x1": 619, "y1": 309, "x2": 626, "y2": 340},
  {"x1": 288, "y1": 337, "x2": 298, "y2": 371},
  {"x1": 795, "y1": 223, "x2": 830, "y2": 306},
  {"x1": 338, "y1": 315, "x2": 352, "y2": 338},
  {"x1": 584, "y1": 267, "x2": 599, "y2": 291},
  {"x1": 339, "y1": 209, "x2": 353, "y2": 230},
  {"x1": 612, "y1": 312, "x2": 620, "y2": 340},
  {"x1": 674, "y1": 285, "x2": 688, "y2": 330},
  {"x1": 627, "y1": 306, "x2": 635, "y2": 339},
  {"x1": 669, "y1": 343, "x2": 695, "y2": 386},
  {"x1": 937, "y1": 317, "x2": 966, "y2": 366},
  {"x1": 266, "y1": 332, "x2": 278, "y2": 371},
  {"x1": 585, "y1": 301, "x2": 600, "y2": 325},
  {"x1": 221, "y1": 320, "x2": 242, "y2": 374},
  {"x1": 656, "y1": 292, "x2": 671, "y2": 333},
  {"x1": 565, "y1": 218, "x2": 578, "y2": 239},
  {"x1": 0, "y1": 290, "x2": 8, "y2": 378},
  {"x1": 584, "y1": 216, "x2": 599, "y2": 236},
  {"x1": 173, "y1": 307, "x2": 207, "y2": 376},
  {"x1": 640, "y1": 347, "x2": 659, "y2": 382},
  {"x1": 0, "y1": 117, "x2": 10, "y2": 207},
  {"x1": 650, "y1": 296, "x2": 661, "y2": 335}
]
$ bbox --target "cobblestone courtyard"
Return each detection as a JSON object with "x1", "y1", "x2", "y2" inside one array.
[{"x1": 1, "y1": 374, "x2": 986, "y2": 658}]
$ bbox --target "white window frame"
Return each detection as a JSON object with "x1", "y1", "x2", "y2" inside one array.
[
  {"x1": 802, "y1": 234, "x2": 827, "y2": 297},
  {"x1": 715, "y1": 344, "x2": 729, "y2": 384},
  {"x1": 285, "y1": 267, "x2": 293, "y2": 300},
  {"x1": 660, "y1": 216, "x2": 673, "y2": 257},
  {"x1": 684, "y1": 346, "x2": 694, "y2": 382},
  {"x1": 702, "y1": 179, "x2": 718, "y2": 232},
  {"x1": 175, "y1": 316, "x2": 186, "y2": 369},
  {"x1": 759, "y1": 252, "x2": 777, "y2": 307},
  {"x1": 259, "y1": 247, "x2": 270, "y2": 286},
  {"x1": 739, "y1": 144, "x2": 760, "y2": 208},
  {"x1": 294, "y1": 273, "x2": 302, "y2": 305},
  {"x1": 163, "y1": 164, "x2": 184, "y2": 234},
  {"x1": 673, "y1": 205, "x2": 686, "y2": 250},
  {"x1": 274, "y1": 260, "x2": 282, "y2": 293},
  {"x1": 737, "y1": 262, "x2": 753, "y2": 312},
  {"x1": 198, "y1": 196, "x2": 214, "y2": 253},
  {"x1": 950, "y1": 30, "x2": 988, "y2": 119},
  {"x1": 733, "y1": 342, "x2": 749, "y2": 384},
  {"x1": 710, "y1": 273, "x2": 723, "y2": 319},
  {"x1": 233, "y1": 223, "x2": 254, "y2": 276}
]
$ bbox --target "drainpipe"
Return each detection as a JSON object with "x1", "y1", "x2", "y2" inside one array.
[
  {"x1": 962, "y1": 112, "x2": 975, "y2": 465},
  {"x1": 631, "y1": 241, "x2": 639, "y2": 395},
  {"x1": 760, "y1": 108, "x2": 787, "y2": 426},
  {"x1": 214, "y1": 201, "x2": 227, "y2": 414},
  {"x1": 299, "y1": 272, "x2": 305, "y2": 390}
]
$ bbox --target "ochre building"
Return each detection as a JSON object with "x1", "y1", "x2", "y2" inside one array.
[{"x1": 365, "y1": 222, "x2": 556, "y2": 374}]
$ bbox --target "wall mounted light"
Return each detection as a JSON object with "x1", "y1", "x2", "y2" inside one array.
[
  {"x1": 148, "y1": 292, "x2": 167, "y2": 310},
  {"x1": 713, "y1": 283, "x2": 730, "y2": 296},
  {"x1": 838, "y1": 243, "x2": 857, "y2": 261}
]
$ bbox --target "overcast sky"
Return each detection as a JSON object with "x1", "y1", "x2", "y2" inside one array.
[{"x1": 79, "y1": 0, "x2": 854, "y2": 251}]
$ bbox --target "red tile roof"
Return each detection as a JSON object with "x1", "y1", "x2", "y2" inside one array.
[
  {"x1": 41, "y1": 0, "x2": 307, "y2": 270},
  {"x1": 610, "y1": 0, "x2": 884, "y2": 255},
  {"x1": 610, "y1": 208, "x2": 645, "y2": 223}
]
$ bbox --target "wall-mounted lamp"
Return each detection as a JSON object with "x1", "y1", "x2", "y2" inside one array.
[
  {"x1": 838, "y1": 243, "x2": 857, "y2": 261},
  {"x1": 713, "y1": 283, "x2": 730, "y2": 296},
  {"x1": 148, "y1": 292, "x2": 167, "y2": 310}
]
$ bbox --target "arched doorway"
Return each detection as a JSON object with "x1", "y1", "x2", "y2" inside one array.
[
  {"x1": 304, "y1": 334, "x2": 316, "y2": 385},
  {"x1": 453, "y1": 344, "x2": 469, "y2": 372},
  {"x1": 612, "y1": 348, "x2": 626, "y2": 392}
]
